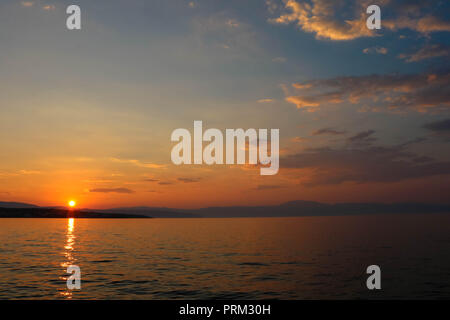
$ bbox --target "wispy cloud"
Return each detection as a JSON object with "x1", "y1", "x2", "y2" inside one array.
[
  {"x1": 384, "y1": 13, "x2": 450, "y2": 34},
  {"x1": 291, "y1": 136, "x2": 306, "y2": 142},
  {"x1": 399, "y1": 44, "x2": 450, "y2": 63},
  {"x1": 158, "y1": 181, "x2": 174, "y2": 185},
  {"x1": 225, "y1": 19, "x2": 240, "y2": 28},
  {"x1": 423, "y1": 119, "x2": 450, "y2": 134},
  {"x1": 21, "y1": 1, "x2": 34, "y2": 7},
  {"x1": 177, "y1": 177, "x2": 201, "y2": 183},
  {"x1": 312, "y1": 128, "x2": 346, "y2": 136},
  {"x1": 284, "y1": 71, "x2": 450, "y2": 113},
  {"x1": 347, "y1": 129, "x2": 376, "y2": 145},
  {"x1": 254, "y1": 184, "x2": 285, "y2": 190},
  {"x1": 363, "y1": 46, "x2": 388, "y2": 55},
  {"x1": 192, "y1": 13, "x2": 259, "y2": 54},
  {"x1": 0, "y1": 170, "x2": 41, "y2": 177},
  {"x1": 257, "y1": 98, "x2": 275, "y2": 103},
  {"x1": 282, "y1": 139, "x2": 449, "y2": 186},
  {"x1": 19, "y1": 170, "x2": 41, "y2": 175},
  {"x1": 110, "y1": 158, "x2": 166, "y2": 169},
  {"x1": 43, "y1": 5, "x2": 56, "y2": 11},
  {"x1": 90, "y1": 188, "x2": 134, "y2": 194}
]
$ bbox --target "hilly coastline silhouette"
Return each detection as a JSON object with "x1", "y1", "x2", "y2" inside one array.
[
  {"x1": 0, "y1": 203, "x2": 149, "y2": 218},
  {"x1": 1, "y1": 200, "x2": 449, "y2": 218}
]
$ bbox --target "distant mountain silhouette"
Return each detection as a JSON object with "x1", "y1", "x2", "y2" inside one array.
[
  {"x1": 0, "y1": 201, "x2": 39, "y2": 208},
  {"x1": 1, "y1": 200, "x2": 449, "y2": 218},
  {"x1": 194, "y1": 201, "x2": 450, "y2": 218},
  {"x1": 89, "y1": 206, "x2": 200, "y2": 218},
  {"x1": 87, "y1": 200, "x2": 450, "y2": 218}
]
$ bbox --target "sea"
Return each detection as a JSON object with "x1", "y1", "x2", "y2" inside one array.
[{"x1": 0, "y1": 214, "x2": 449, "y2": 299}]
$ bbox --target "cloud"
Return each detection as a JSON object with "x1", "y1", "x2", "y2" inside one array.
[
  {"x1": 90, "y1": 188, "x2": 134, "y2": 194},
  {"x1": 188, "y1": 1, "x2": 196, "y2": 8},
  {"x1": 270, "y1": 0, "x2": 450, "y2": 40},
  {"x1": 110, "y1": 158, "x2": 166, "y2": 169},
  {"x1": 19, "y1": 170, "x2": 41, "y2": 175},
  {"x1": 254, "y1": 184, "x2": 285, "y2": 190},
  {"x1": 192, "y1": 13, "x2": 258, "y2": 54},
  {"x1": 158, "y1": 181, "x2": 173, "y2": 185},
  {"x1": 266, "y1": 0, "x2": 279, "y2": 14},
  {"x1": 177, "y1": 177, "x2": 201, "y2": 183},
  {"x1": 363, "y1": 46, "x2": 388, "y2": 55},
  {"x1": 423, "y1": 119, "x2": 450, "y2": 134},
  {"x1": 257, "y1": 98, "x2": 275, "y2": 103},
  {"x1": 347, "y1": 129, "x2": 376, "y2": 144},
  {"x1": 378, "y1": 1, "x2": 450, "y2": 35},
  {"x1": 399, "y1": 44, "x2": 450, "y2": 63},
  {"x1": 282, "y1": 141, "x2": 450, "y2": 186},
  {"x1": 21, "y1": 1, "x2": 34, "y2": 7},
  {"x1": 269, "y1": 0, "x2": 378, "y2": 41},
  {"x1": 83, "y1": 178, "x2": 114, "y2": 183},
  {"x1": 144, "y1": 178, "x2": 159, "y2": 182},
  {"x1": 0, "y1": 170, "x2": 41, "y2": 176},
  {"x1": 384, "y1": 14, "x2": 450, "y2": 34},
  {"x1": 284, "y1": 70, "x2": 450, "y2": 112},
  {"x1": 312, "y1": 128, "x2": 346, "y2": 135},
  {"x1": 285, "y1": 95, "x2": 320, "y2": 110},
  {"x1": 291, "y1": 136, "x2": 306, "y2": 142},
  {"x1": 292, "y1": 83, "x2": 312, "y2": 89},
  {"x1": 225, "y1": 19, "x2": 240, "y2": 28},
  {"x1": 43, "y1": 5, "x2": 55, "y2": 10}
]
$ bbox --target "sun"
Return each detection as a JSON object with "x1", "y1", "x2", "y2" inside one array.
[{"x1": 68, "y1": 200, "x2": 76, "y2": 208}]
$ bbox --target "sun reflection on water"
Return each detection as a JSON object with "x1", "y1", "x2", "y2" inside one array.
[{"x1": 60, "y1": 218, "x2": 76, "y2": 299}]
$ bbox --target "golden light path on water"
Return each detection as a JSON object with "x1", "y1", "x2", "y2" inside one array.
[{"x1": 60, "y1": 218, "x2": 76, "y2": 299}]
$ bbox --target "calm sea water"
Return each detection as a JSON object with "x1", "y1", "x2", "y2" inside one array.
[{"x1": 0, "y1": 215, "x2": 450, "y2": 299}]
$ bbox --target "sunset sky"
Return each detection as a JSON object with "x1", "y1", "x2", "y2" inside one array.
[{"x1": 0, "y1": 0, "x2": 449, "y2": 208}]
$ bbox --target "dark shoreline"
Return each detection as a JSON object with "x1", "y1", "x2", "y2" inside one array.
[{"x1": 0, "y1": 207, "x2": 150, "y2": 218}]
